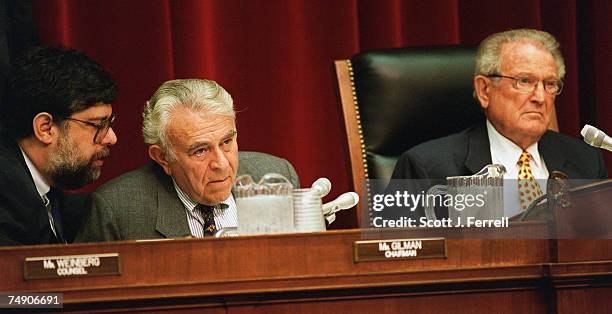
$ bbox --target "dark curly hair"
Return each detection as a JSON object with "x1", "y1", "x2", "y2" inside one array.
[{"x1": 0, "y1": 45, "x2": 117, "y2": 140}]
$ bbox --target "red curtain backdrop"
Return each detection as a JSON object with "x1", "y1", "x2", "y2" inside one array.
[{"x1": 31, "y1": 0, "x2": 611, "y2": 228}]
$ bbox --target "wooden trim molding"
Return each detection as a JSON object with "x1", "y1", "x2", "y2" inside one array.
[{"x1": 334, "y1": 59, "x2": 369, "y2": 227}]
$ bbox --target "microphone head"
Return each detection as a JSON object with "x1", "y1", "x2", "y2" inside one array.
[
  {"x1": 347, "y1": 191, "x2": 359, "y2": 205},
  {"x1": 580, "y1": 124, "x2": 591, "y2": 138},
  {"x1": 322, "y1": 192, "x2": 360, "y2": 215},
  {"x1": 311, "y1": 178, "x2": 332, "y2": 197},
  {"x1": 334, "y1": 192, "x2": 360, "y2": 208},
  {"x1": 581, "y1": 124, "x2": 607, "y2": 147}
]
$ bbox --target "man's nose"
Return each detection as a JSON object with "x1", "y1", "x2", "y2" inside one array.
[
  {"x1": 101, "y1": 127, "x2": 118, "y2": 146},
  {"x1": 209, "y1": 147, "x2": 229, "y2": 170},
  {"x1": 530, "y1": 81, "x2": 547, "y2": 103}
]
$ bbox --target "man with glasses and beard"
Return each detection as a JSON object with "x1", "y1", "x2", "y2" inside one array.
[{"x1": 0, "y1": 46, "x2": 117, "y2": 246}]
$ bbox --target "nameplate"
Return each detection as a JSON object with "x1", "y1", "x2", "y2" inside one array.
[
  {"x1": 24, "y1": 253, "x2": 121, "y2": 280},
  {"x1": 354, "y1": 238, "x2": 446, "y2": 262}
]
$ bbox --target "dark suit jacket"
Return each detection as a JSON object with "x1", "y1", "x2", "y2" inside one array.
[
  {"x1": 75, "y1": 151, "x2": 300, "y2": 242},
  {"x1": 0, "y1": 137, "x2": 87, "y2": 246},
  {"x1": 387, "y1": 122, "x2": 608, "y2": 218}
]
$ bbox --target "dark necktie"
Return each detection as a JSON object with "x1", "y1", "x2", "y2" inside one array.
[
  {"x1": 195, "y1": 204, "x2": 217, "y2": 237},
  {"x1": 45, "y1": 187, "x2": 66, "y2": 244}
]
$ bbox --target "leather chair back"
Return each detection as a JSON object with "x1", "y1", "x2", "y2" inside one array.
[{"x1": 334, "y1": 46, "x2": 483, "y2": 224}]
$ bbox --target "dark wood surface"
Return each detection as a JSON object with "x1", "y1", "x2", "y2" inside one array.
[{"x1": 0, "y1": 223, "x2": 610, "y2": 313}]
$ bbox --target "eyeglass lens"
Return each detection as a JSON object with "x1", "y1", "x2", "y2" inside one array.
[{"x1": 94, "y1": 115, "x2": 115, "y2": 144}]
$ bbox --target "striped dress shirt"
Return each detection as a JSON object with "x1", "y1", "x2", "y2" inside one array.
[{"x1": 172, "y1": 180, "x2": 238, "y2": 238}]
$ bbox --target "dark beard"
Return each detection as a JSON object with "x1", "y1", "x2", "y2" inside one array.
[
  {"x1": 50, "y1": 160, "x2": 96, "y2": 189},
  {"x1": 50, "y1": 148, "x2": 110, "y2": 190}
]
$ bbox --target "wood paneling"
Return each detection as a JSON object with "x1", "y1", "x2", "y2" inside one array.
[{"x1": 0, "y1": 225, "x2": 610, "y2": 312}]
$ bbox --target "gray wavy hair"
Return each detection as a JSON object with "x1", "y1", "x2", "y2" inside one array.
[
  {"x1": 142, "y1": 79, "x2": 234, "y2": 160},
  {"x1": 475, "y1": 28, "x2": 566, "y2": 79}
]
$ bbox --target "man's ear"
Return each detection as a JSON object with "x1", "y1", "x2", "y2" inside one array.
[
  {"x1": 149, "y1": 145, "x2": 172, "y2": 175},
  {"x1": 32, "y1": 113, "x2": 55, "y2": 145},
  {"x1": 474, "y1": 75, "x2": 491, "y2": 110}
]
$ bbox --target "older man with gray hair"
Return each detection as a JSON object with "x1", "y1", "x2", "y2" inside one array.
[
  {"x1": 390, "y1": 28, "x2": 607, "y2": 218},
  {"x1": 77, "y1": 79, "x2": 299, "y2": 241}
]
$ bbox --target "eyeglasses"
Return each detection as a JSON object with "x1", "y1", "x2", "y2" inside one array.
[
  {"x1": 487, "y1": 74, "x2": 563, "y2": 95},
  {"x1": 64, "y1": 113, "x2": 116, "y2": 144}
]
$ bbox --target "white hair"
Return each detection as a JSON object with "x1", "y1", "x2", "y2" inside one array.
[
  {"x1": 142, "y1": 79, "x2": 234, "y2": 160},
  {"x1": 475, "y1": 28, "x2": 566, "y2": 79}
]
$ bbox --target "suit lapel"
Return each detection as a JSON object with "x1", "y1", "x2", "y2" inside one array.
[
  {"x1": 465, "y1": 122, "x2": 493, "y2": 174},
  {"x1": 9, "y1": 138, "x2": 42, "y2": 201},
  {"x1": 153, "y1": 166, "x2": 192, "y2": 238},
  {"x1": 1, "y1": 137, "x2": 53, "y2": 244},
  {"x1": 539, "y1": 131, "x2": 568, "y2": 177}
]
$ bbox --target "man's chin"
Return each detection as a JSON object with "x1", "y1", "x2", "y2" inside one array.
[
  {"x1": 82, "y1": 163, "x2": 102, "y2": 183},
  {"x1": 517, "y1": 126, "x2": 547, "y2": 145},
  {"x1": 200, "y1": 190, "x2": 232, "y2": 206},
  {"x1": 518, "y1": 118, "x2": 548, "y2": 132},
  {"x1": 521, "y1": 112, "x2": 549, "y2": 123},
  {"x1": 90, "y1": 168, "x2": 102, "y2": 181},
  {"x1": 51, "y1": 166, "x2": 100, "y2": 190}
]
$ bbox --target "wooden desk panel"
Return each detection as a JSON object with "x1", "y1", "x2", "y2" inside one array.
[{"x1": 0, "y1": 226, "x2": 610, "y2": 313}]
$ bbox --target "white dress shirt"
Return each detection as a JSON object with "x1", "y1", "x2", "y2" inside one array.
[
  {"x1": 486, "y1": 120, "x2": 549, "y2": 217},
  {"x1": 20, "y1": 146, "x2": 62, "y2": 239},
  {"x1": 19, "y1": 146, "x2": 50, "y2": 200},
  {"x1": 172, "y1": 179, "x2": 237, "y2": 237}
]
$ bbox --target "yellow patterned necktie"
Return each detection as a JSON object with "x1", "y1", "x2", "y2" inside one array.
[{"x1": 517, "y1": 150, "x2": 543, "y2": 210}]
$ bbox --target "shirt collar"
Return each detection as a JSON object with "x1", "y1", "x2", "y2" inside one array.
[
  {"x1": 171, "y1": 178, "x2": 232, "y2": 212},
  {"x1": 19, "y1": 145, "x2": 51, "y2": 198},
  {"x1": 486, "y1": 119, "x2": 543, "y2": 168}
]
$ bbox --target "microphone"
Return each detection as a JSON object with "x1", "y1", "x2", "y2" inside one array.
[
  {"x1": 322, "y1": 192, "x2": 359, "y2": 224},
  {"x1": 309, "y1": 177, "x2": 358, "y2": 224},
  {"x1": 311, "y1": 178, "x2": 332, "y2": 197},
  {"x1": 322, "y1": 192, "x2": 359, "y2": 214},
  {"x1": 581, "y1": 125, "x2": 612, "y2": 152}
]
